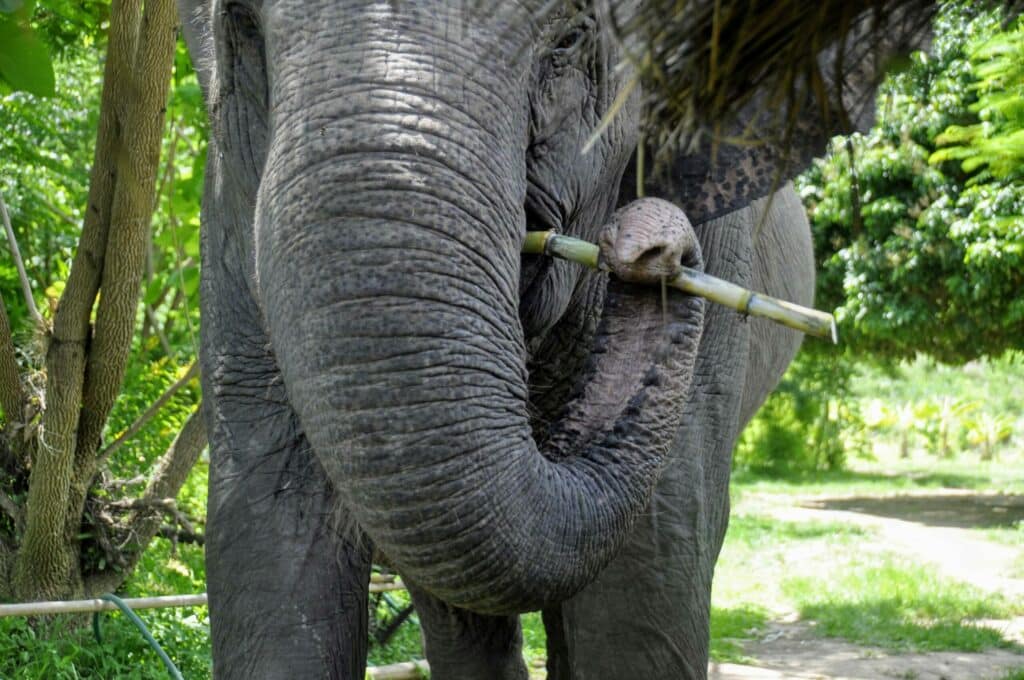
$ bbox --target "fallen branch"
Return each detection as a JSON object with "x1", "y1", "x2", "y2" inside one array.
[
  {"x1": 0, "y1": 191, "x2": 42, "y2": 326},
  {"x1": 0, "y1": 593, "x2": 209, "y2": 618},
  {"x1": 366, "y1": 661, "x2": 430, "y2": 680},
  {"x1": 97, "y1": 362, "x2": 199, "y2": 463},
  {"x1": 523, "y1": 231, "x2": 838, "y2": 342},
  {"x1": 156, "y1": 524, "x2": 204, "y2": 545}
]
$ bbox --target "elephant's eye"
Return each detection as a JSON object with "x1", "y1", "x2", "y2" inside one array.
[
  {"x1": 555, "y1": 28, "x2": 585, "y2": 52},
  {"x1": 551, "y1": 14, "x2": 594, "y2": 61}
]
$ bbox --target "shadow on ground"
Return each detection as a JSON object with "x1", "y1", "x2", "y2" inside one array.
[
  {"x1": 803, "y1": 493, "x2": 1024, "y2": 529},
  {"x1": 732, "y1": 468, "x2": 998, "y2": 490}
]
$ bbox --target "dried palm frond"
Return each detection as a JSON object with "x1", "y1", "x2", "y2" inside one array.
[{"x1": 604, "y1": 0, "x2": 1024, "y2": 150}]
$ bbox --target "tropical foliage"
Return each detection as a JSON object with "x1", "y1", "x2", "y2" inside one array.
[{"x1": 799, "y1": 5, "x2": 1024, "y2": 363}]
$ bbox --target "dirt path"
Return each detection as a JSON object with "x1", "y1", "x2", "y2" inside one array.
[
  {"x1": 710, "y1": 625, "x2": 1024, "y2": 679},
  {"x1": 712, "y1": 489, "x2": 1024, "y2": 679}
]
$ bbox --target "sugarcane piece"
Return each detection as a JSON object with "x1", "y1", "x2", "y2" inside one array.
[{"x1": 523, "y1": 231, "x2": 837, "y2": 343}]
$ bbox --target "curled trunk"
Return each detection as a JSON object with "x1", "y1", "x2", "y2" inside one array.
[{"x1": 255, "y1": 7, "x2": 704, "y2": 614}]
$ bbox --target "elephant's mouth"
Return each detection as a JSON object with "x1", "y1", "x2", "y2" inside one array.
[{"x1": 518, "y1": 201, "x2": 584, "y2": 342}]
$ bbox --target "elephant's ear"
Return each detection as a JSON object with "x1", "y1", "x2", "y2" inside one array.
[
  {"x1": 178, "y1": 0, "x2": 214, "y2": 99},
  {"x1": 618, "y1": 134, "x2": 797, "y2": 228}
]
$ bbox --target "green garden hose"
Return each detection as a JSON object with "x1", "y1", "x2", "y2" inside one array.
[{"x1": 92, "y1": 593, "x2": 184, "y2": 680}]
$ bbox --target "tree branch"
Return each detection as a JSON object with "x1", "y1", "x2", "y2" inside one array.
[
  {"x1": 37, "y1": 195, "x2": 80, "y2": 229},
  {"x1": 0, "y1": 292, "x2": 24, "y2": 428},
  {"x1": 156, "y1": 524, "x2": 204, "y2": 546},
  {"x1": 145, "y1": 305, "x2": 176, "y2": 358},
  {"x1": 74, "y1": 0, "x2": 179, "y2": 473},
  {"x1": 85, "y1": 406, "x2": 206, "y2": 595},
  {"x1": 97, "y1": 361, "x2": 198, "y2": 464},
  {"x1": 0, "y1": 191, "x2": 42, "y2": 326},
  {"x1": 138, "y1": 407, "x2": 206, "y2": 514}
]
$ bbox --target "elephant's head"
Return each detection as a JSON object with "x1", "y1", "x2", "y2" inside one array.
[{"x1": 187, "y1": 0, "x2": 704, "y2": 614}]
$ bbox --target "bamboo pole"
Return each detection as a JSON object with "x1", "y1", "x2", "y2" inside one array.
[
  {"x1": 523, "y1": 231, "x2": 838, "y2": 343},
  {"x1": 0, "y1": 581, "x2": 407, "y2": 618},
  {"x1": 0, "y1": 594, "x2": 209, "y2": 617},
  {"x1": 366, "y1": 660, "x2": 430, "y2": 680}
]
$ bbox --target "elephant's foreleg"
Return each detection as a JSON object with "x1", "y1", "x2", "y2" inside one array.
[
  {"x1": 205, "y1": 410, "x2": 372, "y2": 680},
  {"x1": 547, "y1": 196, "x2": 762, "y2": 679},
  {"x1": 407, "y1": 584, "x2": 528, "y2": 680},
  {"x1": 202, "y1": 210, "x2": 372, "y2": 679}
]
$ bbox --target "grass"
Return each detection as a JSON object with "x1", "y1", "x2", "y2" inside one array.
[
  {"x1": 709, "y1": 605, "x2": 771, "y2": 663},
  {"x1": 710, "y1": 452, "x2": 1024, "y2": 662},
  {"x1": 367, "y1": 589, "x2": 423, "y2": 667},
  {"x1": 782, "y1": 555, "x2": 1022, "y2": 652},
  {"x1": 0, "y1": 537, "x2": 210, "y2": 679},
  {"x1": 2, "y1": 461, "x2": 1020, "y2": 679},
  {"x1": 731, "y1": 458, "x2": 1024, "y2": 500}
]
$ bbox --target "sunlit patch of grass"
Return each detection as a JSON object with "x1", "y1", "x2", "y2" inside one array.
[
  {"x1": 984, "y1": 522, "x2": 1024, "y2": 547},
  {"x1": 709, "y1": 604, "x2": 770, "y2": 663},
  {"x1": 710, "y1": 512, "x2": 874, "y2": 658},
  {"x1": 730, "y1": 462, "x2": 1024, "y2": 502},
  {"x1": 725, "y1": 515, "x2": 869, "y2": 548},
  {"x1": 782, "y1": 555, "x2": 1023, "y2": 652}
]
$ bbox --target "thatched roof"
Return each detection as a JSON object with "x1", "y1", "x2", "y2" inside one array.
[{"x1": 606, "y1": 0, "x2": 1022, "y2": 149}]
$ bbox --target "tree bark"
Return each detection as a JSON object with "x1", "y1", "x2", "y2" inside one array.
[{"x1": 72, "y1": 0, "x2": 179, "y2": 512}]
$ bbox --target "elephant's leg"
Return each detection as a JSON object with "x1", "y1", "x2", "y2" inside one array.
[
  {"x1": 202, "y1": 187, "x2": 372, "y2": 679},
  {"x1": 407, "y1": 584, "x2": 528, "y2": 680},
  {"x1": 548, "y1": 197, "x2": 762, "y2": 679},
  {"x1": 738, "y1": 183, "x2": 816, "y2": 428},
  {"x1": 542, "y1": 604, "x2": 572, "y2": 680}
]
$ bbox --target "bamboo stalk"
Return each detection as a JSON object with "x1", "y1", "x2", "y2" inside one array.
[{"x1": 523, "y1": 231, "x2": 837, "y2": 343}]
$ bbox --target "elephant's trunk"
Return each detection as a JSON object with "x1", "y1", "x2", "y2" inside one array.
[{"x1": 255, "y1": 7, "x2": 703, "y2": 614}]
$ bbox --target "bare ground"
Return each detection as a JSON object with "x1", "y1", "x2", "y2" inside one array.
[{"x1": 712, "y1": 489, "x2": 1024, "y2": 680}]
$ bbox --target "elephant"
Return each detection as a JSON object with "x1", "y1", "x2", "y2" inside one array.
[{"x1": 176, "y1": 1, "x2": 928, "y2": 678}]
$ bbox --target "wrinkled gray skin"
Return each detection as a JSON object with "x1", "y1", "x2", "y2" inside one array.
[{"x1": 177, "y1": 1, "x2": 914, "y2": 678}]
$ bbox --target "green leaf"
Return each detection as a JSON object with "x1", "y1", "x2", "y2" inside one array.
[
  {"x1": 0, "y1": 14, "x2": 55, "y2": 96},
  {"x1": 0, "y1": 0, "x2": 24, "y2": 14}
]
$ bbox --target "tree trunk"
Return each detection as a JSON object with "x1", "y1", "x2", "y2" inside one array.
[{"x1": 11, "y1": 0, "x2": 179, "y2": 602}]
